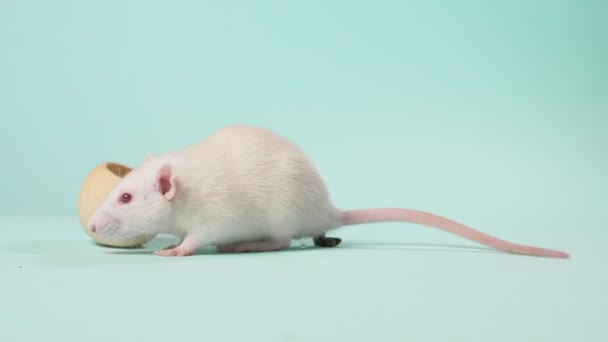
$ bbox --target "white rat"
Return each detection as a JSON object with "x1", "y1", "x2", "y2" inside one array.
[{"x1": 87, "y1": 124, "x2": 569, "y2": 258}]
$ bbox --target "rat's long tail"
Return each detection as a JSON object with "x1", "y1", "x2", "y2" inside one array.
[{"x1": 340, "y1": 208, "x2": 569, "y2": 259}]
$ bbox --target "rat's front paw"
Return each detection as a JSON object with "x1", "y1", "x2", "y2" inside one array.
[{"x1": 154, "y1": 247, "x2": 193, "y2": 257}]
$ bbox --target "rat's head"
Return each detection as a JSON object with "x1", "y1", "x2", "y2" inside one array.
[{"x1": 87, "y1": 155, "x2": 177, "y2": 240}]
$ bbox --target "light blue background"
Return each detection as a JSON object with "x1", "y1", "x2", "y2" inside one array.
[
  {"x1": 1, "y1": 0, "x2": 606, "y2": 219},
  {"x1": 1, "y1": 1, "x2": 607, "y2": 341}
]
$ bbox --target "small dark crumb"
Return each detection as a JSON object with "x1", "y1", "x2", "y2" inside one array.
[
  {"x1": 313, "y1": 235, "x2": 342, "y2": 248},
  {"x1": 19, "y1": 266, "x2": 22, "y2": 269}
]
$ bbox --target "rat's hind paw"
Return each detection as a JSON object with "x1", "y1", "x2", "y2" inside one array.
[
  {"x1": 216, "y1": 239, "x2": 290, "y2": 253},
  {"x1": 216, "y1": 242, "x2": 240, "y2": 253}
]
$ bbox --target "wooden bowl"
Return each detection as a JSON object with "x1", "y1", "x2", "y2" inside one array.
[{"x1": 77, "y1": 162, "x2": 155, "y2": 247}]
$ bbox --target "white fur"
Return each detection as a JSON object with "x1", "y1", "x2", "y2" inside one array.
[{"x1": 88, "y1": 124, "x2": 343, "y2": 247}]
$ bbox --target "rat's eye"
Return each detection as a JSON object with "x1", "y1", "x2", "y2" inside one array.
[{"x1": 119, "y1": 193, "x2": 132, "y2": 204}]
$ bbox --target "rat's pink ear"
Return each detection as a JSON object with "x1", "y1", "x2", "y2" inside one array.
[
  {"x1": 156, "y1": 164, "x2": 176, "y2": 200},
  {"x1": 145, "y1": 153, "x2": 153, "y2": 162}
]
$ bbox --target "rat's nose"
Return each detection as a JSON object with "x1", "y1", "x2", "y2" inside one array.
[{"x1": 90, "y1": 224, "x2": 97, "y2": 233}]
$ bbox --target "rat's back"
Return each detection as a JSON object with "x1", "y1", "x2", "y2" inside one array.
[{"x1": 172, "y1": 124, "x2": 342, "y2": 245}]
